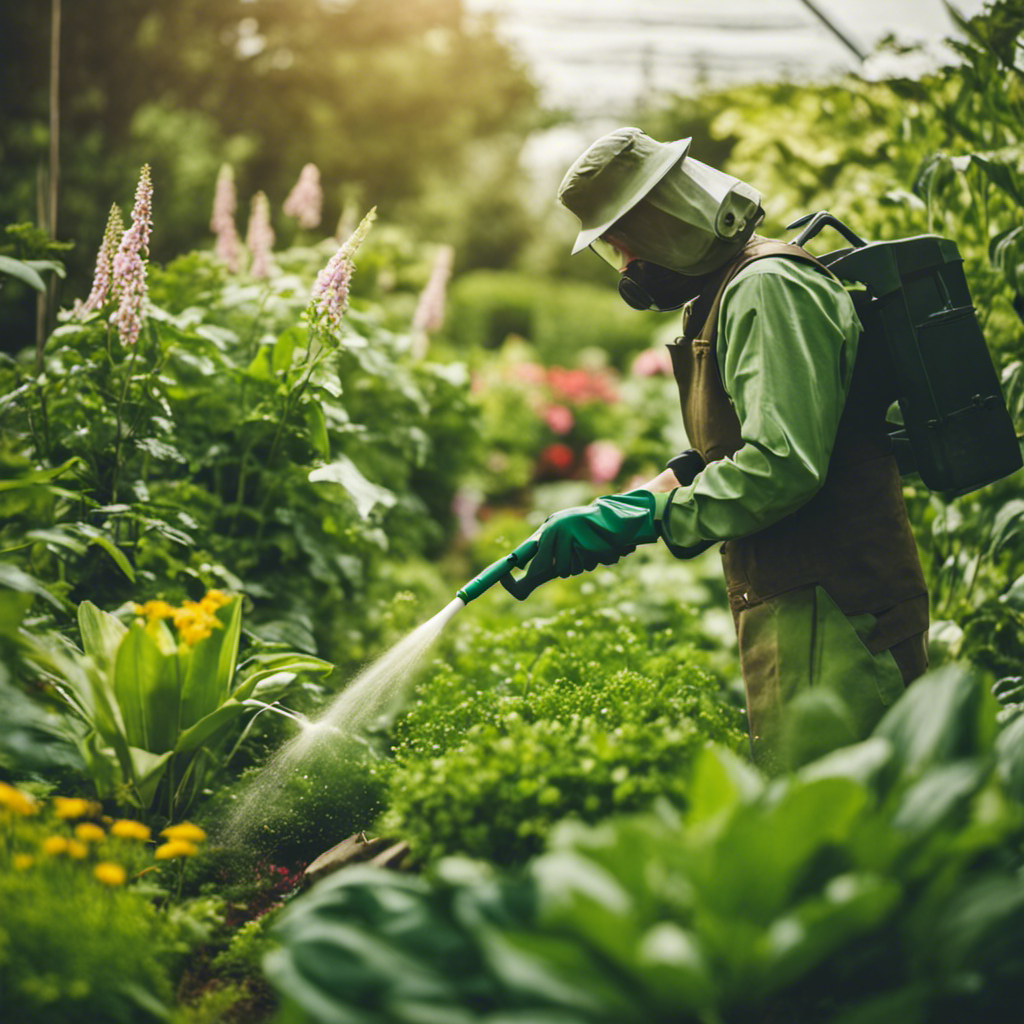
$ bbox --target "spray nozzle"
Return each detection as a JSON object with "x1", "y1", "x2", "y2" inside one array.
[{"x1": 456, "y1": 535, "x2": 552, "y2": 604}]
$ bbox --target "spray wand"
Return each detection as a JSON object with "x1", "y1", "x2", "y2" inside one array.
[{"x1": 456, "y1": 536, "x2": 554, "y2": 603}]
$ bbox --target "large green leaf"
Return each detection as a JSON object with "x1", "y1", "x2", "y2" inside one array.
[
  {"x1": 874, "y1": 663, "x2": 983, "y2": 778},
  {"x1": 215, "y1": 596, "x2": 243, "y2": 704},
  {"x1": 174, "y1": 699, "x2": 249, "y2": 757},
  {"x1": 178, "y1": 597, "x2": 244, "y2": 727},
  {"x1": 0, "y1": 254, "x2": 46, "y2": 291},
  {"x1": 78, "y1": 599, "x2": 129, "y2": 667},
  {"x1": 126, "y1": 746, "x2": 175, "y2": 809},
  {"x1": 309, "y1": 455, "x2": 397, "y2": 519},
  {"x1": 113, "y1": 625, "x2": 182, "y2": 753},
  {"x1": 231, "y1": 652, "x2": 333, "y2": 701}
]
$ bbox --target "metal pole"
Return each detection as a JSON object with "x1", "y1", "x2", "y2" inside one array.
[
  {"x1": 797, "y1": 0, "x2": 868, "y2": 63},
  {"x1": 49, "y1": 0, "x2": 60, "y2": 236}
]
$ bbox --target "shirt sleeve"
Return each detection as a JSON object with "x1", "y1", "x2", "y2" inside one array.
[{"x1": 658, "y1": 258, "x2": 861, "y2": 554}]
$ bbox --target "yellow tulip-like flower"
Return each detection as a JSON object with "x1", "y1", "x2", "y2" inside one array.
[
  {"x1": 160, "y1": 822, "x2": 207, "y2": 844},
  {"x1": 110, "y1": 819, "x2": 152, "y2": 842},
  {"x1": 13, "y1": 854, "x2": 34, "y2": 871},
  {"x1": 200, "y1": 589, "x2": 231, "y2": 612},
  {"x1": 94, "y1": 861, "x2": 127, "y2": 886},
  {"x1": 0, "y1": 781, "x2": 37, "y2": 816},
  {"x1": 53, "y1": 796, "x2": 100, "y2": 820},
  {"x1": 134, "y1": 599, "x2": 175, "y2": 621},
  {"x1": 179, "y1": 622, "x2": 214, "y2": 646},
  {"x1": 42, "y1": 836, "x2": 69, "y2": 856},
  {"x1": 154, "y1": 839, "x2": 199, "y2": 860},
  {"x1": 173, "y1": 601, "x2": 221, "y2": 647},
  {"x1": 74, "y1": 822, "x2": 107, "y2": 843}
]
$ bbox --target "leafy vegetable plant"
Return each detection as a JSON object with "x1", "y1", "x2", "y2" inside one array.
[{"x1": 30, "y1": 593, "x2": 331, "y2": 820}]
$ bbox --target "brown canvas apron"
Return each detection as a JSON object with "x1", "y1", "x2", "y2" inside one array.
[{"x1": 667, "y1": 239, "x2": 929, "y2": 766}]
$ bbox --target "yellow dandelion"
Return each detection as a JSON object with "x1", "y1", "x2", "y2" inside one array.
[
  {"x1": 74, "y1": 822, "x2": 107, "y2": 843},
  {"x1": 110, "y1": 819, "x2": 151, "y2": 842},
  {"x1": 42, "y1": 835, "x2": 69, "y2": 856},
  {"x1": 154, "y1": 839, "x2": 199, "y2": 860},
  {"x1": 94, "y1": 861, "x2": 127, "y2": 886},
  {"x1": 52, "y1": 796, "x2": 100, "y2": 820},
  {"x1": 0, "y1": 782, "x2": 37, "y2": 816},
  {"x1": 67, "y1": 839, "x2": 89, "y2": 860},
  {"x1": 160, "y1": 822, "x2": 207, "y2": 844},
  {"x1": 13, "y1": 854, "x2": 34, "y2": 871}
]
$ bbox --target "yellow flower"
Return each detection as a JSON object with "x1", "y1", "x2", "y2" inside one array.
[
  {"x1": 200, "y1": 589, "x2": 231, "y2": 612},
  {"x1": 160, "y1": 822, "x2": 207, "y2": 844},
  {"x1": 53, "y1": 796, "x2": 100, "y2": 820},
  {"x1": 74, "y1": 822, "x2": 106, "y2": 843},
  {"x1": 0, "y1": 782, "x2": 37, "y2": 816},
  {"x1": 42, "y1": 836, "x2": 69, "y2": 856},
  {"x1": 135, "y1": 599, "x2": 174, "y2": 620},
  {"x1": 154, "y1": 840, "x2": 198, "y2": 860},
  {"x1": 110, "y1": 819, "x2": 151, "y2": 842},
  {"x1": 94, "y1": 861, "x2": 127, "y2": 886},
  {"x1": 179, "y1": 622, "x2": 214, "y2": 646},
  {"x1": 13, "y1": 854, "x2": 34, "y2": 871},
  {"x1": 172, "y1": 601, "x2": 221, "y2": 646},
  {"x1": 67, "y1": 839, "x2": 88, "y2": 860}
]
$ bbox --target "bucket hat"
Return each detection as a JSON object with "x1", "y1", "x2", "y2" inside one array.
[{"x1": 558, "y1": 127, "x2": 691, "y2": 255}]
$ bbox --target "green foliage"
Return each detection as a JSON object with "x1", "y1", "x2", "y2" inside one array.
[
  {"x1": 0, "y1": 0, "x2": 540, "y2": 311},
  {"x1": 446, "y1": 270, "x2": 660, "y2": 368},
  {"x1": 267, "y1": 662, "x2": 1024, "y2": 1024},
  {"x1": 205, "y1": 740, "x2": 389, "y2": 866},
  {"x1": 26, "y1": 594, "x2": 331, "y2": 820},
  {"x1": 379, "y1": 599, "x2": 745, "y2": 865},
  {"x1": 0, "y1": 797, "x2": 183, "y2": 1023},
  {"x1": 0, "y1": 229, "x2": 480, "y2": 672}
]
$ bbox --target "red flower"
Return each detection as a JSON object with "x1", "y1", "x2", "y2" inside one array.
[{"x1": 538, "y1": 443, "x2": 575, "y2": 475}]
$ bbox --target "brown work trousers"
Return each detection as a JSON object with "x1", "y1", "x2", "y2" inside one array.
[{"x1": 736, "y1": 584, "x2": 929, "y2": 773}]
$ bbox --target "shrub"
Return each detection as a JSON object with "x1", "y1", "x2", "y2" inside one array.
[
  {"x1": 446, "y1": 270, "x2": 660, "y2": 368},
  {"x1": 379, "y1": 602, "x2": 746, "y2": 865},
  {"x1": 267, "y1": 663, "x2": 1024, "y2": 1024}
]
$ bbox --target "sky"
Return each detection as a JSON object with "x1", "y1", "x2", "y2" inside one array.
[{"x1": 463, "y1": 0, "x2": 990, "y2": 183}]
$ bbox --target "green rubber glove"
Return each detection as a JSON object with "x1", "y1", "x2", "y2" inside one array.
[{"x1": 522, "y1": 489, "x2": 662, "y2": 588}]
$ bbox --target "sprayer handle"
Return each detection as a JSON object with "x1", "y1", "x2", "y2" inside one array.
[{"x1": 499, "y1": 537, "x2": 555, "y2": 601}]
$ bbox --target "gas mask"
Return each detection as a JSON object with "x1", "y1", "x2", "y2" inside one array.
[{"x1": 616, "y1": 260, "x2": 715, "y2": 312}]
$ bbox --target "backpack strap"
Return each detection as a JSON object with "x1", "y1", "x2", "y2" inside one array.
[{"x1": 682, "y1": 237, "x2": 836, "y2": 343}]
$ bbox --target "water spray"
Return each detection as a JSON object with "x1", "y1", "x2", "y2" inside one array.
[{"x1": 221, "y1": 534, "x2": 551, "y2": 845}]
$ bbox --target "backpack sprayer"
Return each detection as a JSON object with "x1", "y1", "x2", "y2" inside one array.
[
  {"x1": 456, "y1": 213, "x2": 1023, "y2": 606},
  {"x1": 788, "y1": 211, "x2": 1022, "y2": 496}
]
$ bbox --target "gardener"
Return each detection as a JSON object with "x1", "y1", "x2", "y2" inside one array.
[{"x1": 524, "y1": 127, "x2": 929, "y2": 771}]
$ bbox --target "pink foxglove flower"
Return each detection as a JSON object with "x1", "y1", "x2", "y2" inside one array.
[
  {"x1": 310, "y1": 206, "x2": 377, "y2": 336},
  {"x1": 283, "y1": 163, "x2": 323, "y2": 230},
  {"x1": 585, "y1": 440, "x2": 624, "y2": 484},
  {"x1": 246, "y1": 191, "x2": 275, "y2": 279},
  {"x1": 412, "y1": 244, "x2": 454, "y2": 335},
  {"x1": 210, "y1": 164, "x2": 241, "y2": 273},
  {"x1": 79, "y1": 202, "x2": 124, "y2": 315},
  {"x1": 110, "y1": 165, "x2": 153, "y2": 346}
]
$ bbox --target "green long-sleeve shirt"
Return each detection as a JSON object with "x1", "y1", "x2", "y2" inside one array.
[{"x1": 656, "y1": 256, "x2": 862, "y2": 550}]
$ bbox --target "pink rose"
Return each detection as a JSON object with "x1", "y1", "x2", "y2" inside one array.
[
  {"x1": 585, "y1": 441, "x2": 624, "y2": 484},
  {"x1": 543, "y1": 404, "x2": 575, "y2": 434}
]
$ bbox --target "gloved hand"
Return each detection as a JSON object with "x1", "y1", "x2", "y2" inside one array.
[{"x1": 504, "y1": 489, "x2": 661, "y2": 599}]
